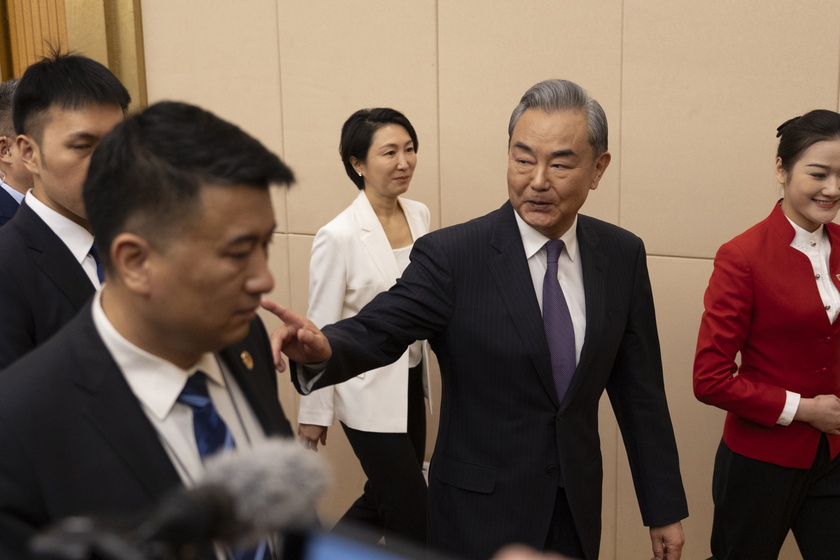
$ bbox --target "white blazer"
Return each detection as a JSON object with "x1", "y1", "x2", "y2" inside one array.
[{"x1": 298, "y1": 191, "x2": 431, "y2": 432}]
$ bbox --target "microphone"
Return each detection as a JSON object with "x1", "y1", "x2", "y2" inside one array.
[
  {"x1": 136, "y1": 437, "x2": 330, "y2": 553},
  {"x1": 31, "y1": 438, "x2": 329, "y2": 560}
]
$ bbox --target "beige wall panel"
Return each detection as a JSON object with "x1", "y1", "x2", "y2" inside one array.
[
  {"x1": 139, "y1": 0, "x2": 287, "y2": 232},
  {"x1": 621, "y1": 0, "x2": 840, "y2": 259},
  {"x1": 259, "y1": 233, "x2": 295, "y2": 412},
  {"x1": 610, "y1": 256, "x2": 718, "y2": 558},
  {"x1": 437, "y1": 1, "x2": 623, "y2": 228},
  {"x1": 277, "y1": 1, "x2": 440, "y2": 236}
]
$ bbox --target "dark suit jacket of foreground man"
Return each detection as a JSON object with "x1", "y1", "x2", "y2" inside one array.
[
  {"x1": 294, "y1": 201, "x2": 687, "y2": 560},
  {"x1": 0, "y1": 304, "x2": 293, "y2": 556}
]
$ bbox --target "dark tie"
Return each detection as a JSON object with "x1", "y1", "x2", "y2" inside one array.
[
  {"x1": 88, "y1": 243, "x2": 105, "y2": 283},
  {"x1": 177, "y1": 373, "x2": 268, "y2": 560},
  {"x1": 177, "y1": 371, "x2": 235, "y2": 458},
  {"x1": 543, "y1": 240, "x2": 576, "y2": 403}
]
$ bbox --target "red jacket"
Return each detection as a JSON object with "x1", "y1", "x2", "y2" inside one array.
[{"x1": 694, "y1": 202, "x2": 840, "y2": 468}]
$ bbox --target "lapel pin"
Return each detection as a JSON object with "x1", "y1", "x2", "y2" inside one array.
[{"x1": 240, "y1": 351, "x2": 254, "y2": 371}]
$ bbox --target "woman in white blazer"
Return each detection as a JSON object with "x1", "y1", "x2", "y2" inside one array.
[{"x1": 298, "y1": 108, "x2": 430, "y2": 545}]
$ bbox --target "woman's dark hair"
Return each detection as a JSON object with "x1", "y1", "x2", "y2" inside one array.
[
  {"x1": 776, "y1": 109, "x2": 840, "y2": 173},
  {"x1": 339, "y1": 108, "x2": 418, "y2": 189}
]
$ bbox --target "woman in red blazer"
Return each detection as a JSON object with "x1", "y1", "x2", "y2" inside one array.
[{"x1": 694, "y1": 109, "x2": 840, "y2": 560}]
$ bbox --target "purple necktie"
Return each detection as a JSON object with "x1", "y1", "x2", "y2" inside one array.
[{"x1": 543, "y1": 240, "x2": 576, "y2": 402}]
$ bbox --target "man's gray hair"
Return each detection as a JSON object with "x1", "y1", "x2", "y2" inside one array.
[
  {"x1": 508, "y1": 79, "x2": 608, "y2": 158},
  {"x1": 0, "y1": 78, "x2": 20, "y2": 137}
]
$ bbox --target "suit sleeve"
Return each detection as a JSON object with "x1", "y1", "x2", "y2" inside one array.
[
  {"x1": 297, "y1": 227, "x2": 345, "y2": 426},
  {"x1": 606, "y1": 239, "x2": 688, "y2": 526},
  {"x1": 308, "y1": 232, "x2": 454, "y2": 391},
  {"x1": 693, "y1": 242, "x2": 786, "y2": 426}
]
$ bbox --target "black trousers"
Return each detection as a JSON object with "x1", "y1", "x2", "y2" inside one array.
[
  {"x1": 335, "y1": 364, "x2": 428, "y2": 545},
  {"x1": 709, "y1": 437, "x2": 840, "y2": 560}
]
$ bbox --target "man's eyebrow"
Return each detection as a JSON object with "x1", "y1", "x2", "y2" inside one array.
[
  {"x1": 226, "y1": 228, "x2": 276, "y2": 246},
  {"x1": 65, "y1": 131, "x2": 99, "y2": 142},
  {"x1": 512, "y1": 142, "x2": 577, "y2": 159},
  {"x1": 550, "y1": 149, "x2": 576, "y2": 158}
]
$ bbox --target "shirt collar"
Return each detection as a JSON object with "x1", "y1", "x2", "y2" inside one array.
[
  {"x1": 786, "y1": 215, "x2": 827, "y2": 251},
  {"x1": 91, "y1": 292, "x2": 226, "y2": 420},
  {"x1": 513, "y1": 209, "x2": 579, "y2": 262},
  {"x1": 0, "y1": 177, "x2": 24, "y2": 204},
  {"x1": 25, "y1": 190, "x2": 94, "y2": 264}
]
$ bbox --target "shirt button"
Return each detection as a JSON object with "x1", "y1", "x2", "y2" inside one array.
[
  {"x1": 811, "y1": 241, "x2": 817, "y2": 247},
  {"x1": 826, "y1": 305, "x2": 831, "y2": 311},
  {"x1": 816, "y1": 274, "x2": 821, "y2": 279}
]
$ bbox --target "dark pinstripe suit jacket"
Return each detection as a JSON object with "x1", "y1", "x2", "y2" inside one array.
[
  {"x1": 0, "y1": 201, "x2": 95, "y2": 369},
  {"x1": 297, "y1": 201, "x2": 687, "y2": 560}
]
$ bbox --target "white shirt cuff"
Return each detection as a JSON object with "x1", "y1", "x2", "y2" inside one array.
[{"x1": 777, "y1": 391, "x2": 800, "y2": 426}]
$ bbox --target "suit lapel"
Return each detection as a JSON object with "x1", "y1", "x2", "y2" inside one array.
[
  {"x1": 352, "y1": 192, "x2": 401, "y2": 282},
  {"x1": 487, "y1": 202, "x2": 559, "y2": 406},
  {"x1": 71, "y1": 307, "x2": 181, "y2": 498},
  {"x1": 17, "y1": 202, "x2": 95, "y2": 308},
  {"x1": 567, "y1": 216, "x2": 608, "y2": 405},
  {"x1": 218, "y1": 318, "x2": 292, "y2": 437}
]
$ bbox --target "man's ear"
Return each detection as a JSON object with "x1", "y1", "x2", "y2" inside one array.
[
  {"x1": 589, "y1": 151, "x2": 612, "y2": 191},
  {"x1": 15, "y1": 135, "x2": 40, "y2": 175},
  {"x1": 0, "y1": 135, "x2": 13, "y2": 164},
  {"x1": 110, "y1": 233, "x2": 154, "y2": 295}
]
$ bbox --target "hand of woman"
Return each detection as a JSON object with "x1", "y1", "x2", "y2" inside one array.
[
  {"x1": 795, "y1": 394, "x2": 840, "y2": 435},
  {"x1": 298, "y1": 423, "x2": 328, "y2": 452}
]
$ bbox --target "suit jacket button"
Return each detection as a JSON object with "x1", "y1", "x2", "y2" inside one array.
[
  {"x1": 820, "y1": 367, "x2": 829, "y2": 375},
  {"x1": 546, "y1": 465, "x2": 558, "y2": 476},
  {"x1": 825, "y1": 336, "x2": 833, "y2": 344}
]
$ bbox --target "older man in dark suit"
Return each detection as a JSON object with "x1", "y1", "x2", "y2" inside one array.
[
  {"x1": 0, "y1": 101, "x2": 296, "y2": 559},
  {"x1": 270, "y1": 79, "x2": 688, "y2": 560}
]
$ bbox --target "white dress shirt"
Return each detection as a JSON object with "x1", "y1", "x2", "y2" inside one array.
[
  {"x1": 0, "y1": 177, "x2": 24, "y2": 204},
  {"x1": 513, "y1": 211, "x2": 586, "y2": 365},
  {"x1": 24, "y1": 191, "x2": 100, "y2": 289}
]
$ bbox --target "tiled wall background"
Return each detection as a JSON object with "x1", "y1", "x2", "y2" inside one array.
[{"x1": 140, "y1": 2, "x2": 840, "y2": 558}]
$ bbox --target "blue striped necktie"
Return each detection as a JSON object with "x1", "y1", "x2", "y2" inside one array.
[
  {"x1": 177, "y1": 372, "x2": 269, "y2": 560},
  {"x1": 88, "y1": 243, "x2": 104, "y2": 283}
]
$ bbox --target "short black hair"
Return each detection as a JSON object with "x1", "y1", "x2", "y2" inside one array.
[
  {"x1": 13, "y1": 50, "x2": 130, "y2": 142},
  {"x1": 776, "y1": 109, "x2": 840, "y2": 173},
  {"x1": 0, "y1": 78, "x2": 19, "y2": 137},
  {"x1": 339, "y1": 108, "x2": 418, "y2": 190},
  {"x1": 84, "y1": 101, "x2": 295, "y2": 270}
]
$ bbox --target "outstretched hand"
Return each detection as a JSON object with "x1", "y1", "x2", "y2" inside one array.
[{"x1": 260, "y1": 299, "x2": 332, "y2": 372}]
